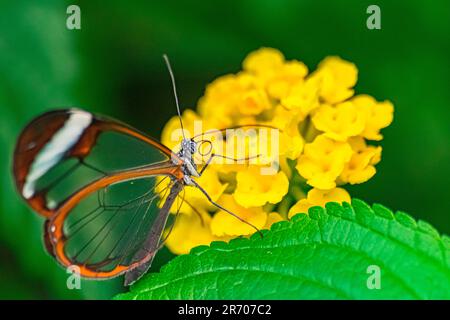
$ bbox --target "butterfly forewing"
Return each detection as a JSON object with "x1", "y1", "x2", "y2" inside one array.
[{"x1": 13, "y1": 109, "x2": 178, "y2": 217}]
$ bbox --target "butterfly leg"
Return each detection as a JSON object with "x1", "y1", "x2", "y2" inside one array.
[
  {"x1": 155, "y1": 188, "x2": 208, "y2": 252},
  {"x1": 181, "y1": 198, "x2": 206, "y2": 226},
  {"x1": 190, "y1": 179, "x2": 262, "y2": 237}
]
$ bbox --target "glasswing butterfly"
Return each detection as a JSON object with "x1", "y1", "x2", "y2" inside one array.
[{"x1": 12, "y1": 55, "x2": 262, "y2": 286}]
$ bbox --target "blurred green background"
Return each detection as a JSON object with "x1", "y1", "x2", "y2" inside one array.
[{"x1": 0, "y1": 0, "x2": 448, "y2": 299}]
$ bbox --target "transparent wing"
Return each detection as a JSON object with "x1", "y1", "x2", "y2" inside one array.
[
  {"x1": 13, "y1": 109, "x2": 180, "y2": 217},
  {"x1": 47, "y1": 170, "x2": 183, "y2": 279}
]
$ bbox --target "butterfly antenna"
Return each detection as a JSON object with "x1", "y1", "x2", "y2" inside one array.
[{"x1": 163, "y1": 54, "x2": 186, "y2": 140}]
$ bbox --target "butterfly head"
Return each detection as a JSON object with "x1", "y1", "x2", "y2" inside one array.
[
  {"x1": 178, "y1": 138, "x2": 196, "y2": 156},
  {"x1": 177, "y1": 138, "x2": 200, "y2": 180}
]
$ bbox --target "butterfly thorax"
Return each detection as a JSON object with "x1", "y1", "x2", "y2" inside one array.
[{"x1": 176, "y1": 138, "x2": 200, "y2": 184}]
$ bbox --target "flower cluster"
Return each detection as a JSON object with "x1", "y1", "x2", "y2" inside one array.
[{"x1": 160, "y1": 48, "x2": 394, "y2": 254}]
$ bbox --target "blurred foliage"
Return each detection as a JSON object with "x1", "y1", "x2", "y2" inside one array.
[{"x1": 0, "y1": 0, "x2": 448, "y2": 299}]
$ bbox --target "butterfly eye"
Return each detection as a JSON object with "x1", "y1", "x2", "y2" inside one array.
[{"x1": 190, "y1": 141, "x2": 197, "y2": 154}]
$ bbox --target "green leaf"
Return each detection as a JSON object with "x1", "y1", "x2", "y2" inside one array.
[{"x1": 115, "y1": 199, "x2": 450, "y2": 300}]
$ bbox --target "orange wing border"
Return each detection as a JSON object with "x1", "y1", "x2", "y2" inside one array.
[{"x1": 45, "y1": 163, "x2": 184, "y2": 279}]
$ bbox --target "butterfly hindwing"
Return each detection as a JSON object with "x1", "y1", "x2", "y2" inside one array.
[{"x1": 47, "y1": 170, "x2": 182, "y2": 279}]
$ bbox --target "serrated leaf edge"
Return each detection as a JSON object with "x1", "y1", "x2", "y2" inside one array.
[{"x1": 116, "y1": 199, "x2": 449, "y2": 299}]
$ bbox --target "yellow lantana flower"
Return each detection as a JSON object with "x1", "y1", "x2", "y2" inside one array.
[
  {"x1": 267, "y1": 105, "x2": 305, "y2": 160},
  {"x1": 214, "y1": 130, "x2": 264, "y2": 174},
  {"x1": 158, "y1": 48, "x2": 393, "y2": 255},
  {"x1": 279, "y1": 131, "x2": 304, "y2": 160},
  {"x1": 165, "y1": 209, "x2": 229, "y2": 255},
  {"x1": 243, "y1": 48, "x2": 308, "y2": 100},
  {"x1": 198, "y1": 74, "x2": 245, "y2": 128},
  {"x1": 296, "y1": 135, "x2": 352, "y2": 189},
  {"x1": 281, "y1": 77, "x2": 321, "y2": 116},
  {"x1": 211, "y1": 194, "x2": 267, "y2": 236},
  {"x1": 352, "y1": 94, "x2": 394, "y2": 141},
  {"x1": 312, "y1": 56, "x2": 358, "y2": 104},
  {"x1": 265, "y1": 61, "x2": 308, "y2": 99},
  {"x1": 339, "y1": 137, "x2": 382, "y2": 184},
  {"x1": 288, "y1": 187, "x2": 351, "y2": 218},
  {"x1": 312, "y1": 102, "x2": 365, "y2": 141},
  {"x1": 239, "y1": 88, "x2": 272, "y2": 115},
  {"x1": 234, "y1": 166, "x2": 289, "y2": 208},
  {"x1": 243, "y1": 47, "x2": 285, "y2": 76}
]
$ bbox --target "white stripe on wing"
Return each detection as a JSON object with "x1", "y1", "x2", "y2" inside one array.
[{"x1": 23, "y1": 110, "x2": 93, "y2": 199}]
